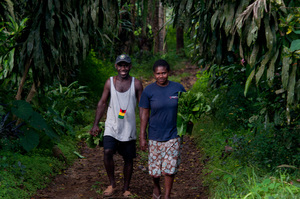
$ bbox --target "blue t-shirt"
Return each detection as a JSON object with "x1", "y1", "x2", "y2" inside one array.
[{"x1": 139, "y1": 81, "x2": 186, "y2": 141}]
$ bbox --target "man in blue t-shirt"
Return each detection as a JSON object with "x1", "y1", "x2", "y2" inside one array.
[{"x1": 139, "y1": 59, "x2": 186, "y2": 199}]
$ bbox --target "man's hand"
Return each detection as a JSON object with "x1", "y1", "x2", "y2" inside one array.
[
  {"x1": 89, "y1": 126, "x2": 101, "y2": 137},
  {"x1": 139, "y1": 138, "x2": 148, "y2": 151}
]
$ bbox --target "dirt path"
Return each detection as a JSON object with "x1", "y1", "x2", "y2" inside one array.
[{"x1": 34, "y1": 62, "x2": 208, "y2": 199}]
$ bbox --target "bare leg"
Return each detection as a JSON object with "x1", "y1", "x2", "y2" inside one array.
[
  {"x1": 152, "y1": 177, "x2": 161, "y2": 198},
  {"x1": 164, "y1": 174, "x2": 175, "y2": 199},
  {"x1": 104, "y1": 149, "x2": 116, "y2": 188},
  {"x1": 123, "y1": 157, "x2": 133, "y2": 192}
]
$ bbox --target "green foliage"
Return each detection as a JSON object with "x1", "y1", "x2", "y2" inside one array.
[
  {"x1": 78, "y1": 50, "x2": 116, "y2": 101},
  {"x1": 0, "y1": 150, "x2": 63, "y2": 199},
  {"x1": 170, "y1": 0, "x2": 300, "y2": 124},
  {"x1": 77, "y1": 122, "x2": 105, "y2": 148},
  {"x1": 0, "y1": 15, "x2": 28, "y2": 80},
  {"x1": 40, "y1": 81, "x2": 90, "y2": 126},
  {"x1": 1, "y1": 0, "x2": 105, "y2": 87},
  {"x1": 231, "y1": 124, "x2": 300, "y2": 169},
  {"x1": 193, "y1": 119, "x2": 300, "y2": 199},
  {"x1": 0, "y1": 101, "x2": 59, "y2": 152},
  {"x1": 132, "y1": 50, "x2": 189, "y2": 79},
  {"x1": 1, "y1": 79, "x2": 92, "y2": 153},
  {"x1": 177, "y1": 91, "x2": 210, "y2": 136},
  {"x1": 0, "y1": 133, "x2": 77, "y2": 199}
]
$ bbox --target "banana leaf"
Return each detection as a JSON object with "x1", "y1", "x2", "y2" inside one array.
[{"x1": 177, "y1": 91, "x2": 210, "y2": 136}]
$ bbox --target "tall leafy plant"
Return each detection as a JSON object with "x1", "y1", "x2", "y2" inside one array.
[
  {"x1": 169, "y1": 0, "x2": 300, "y2": 125},
  {"x1": 0, "y1": 0, "x2": 106, "y2": 102},
  {"x1": 0, "y1": 101, "x2": 59, "y2": 152}
]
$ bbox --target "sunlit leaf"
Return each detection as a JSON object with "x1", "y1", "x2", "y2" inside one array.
[
  {"x1": 245, "y1": 69, "x2": 255, "y2": 97},
  {"x1": 255, "y1": 49, "x2": 272, "y2": 84},
  {"x1": 282, "y1": 56, "x2": 291, "y2": 90},
  {"x1": 290, "y1": 39, "x2": 300, "y2": 52},
  {"x1": 264, "y1": 16, "x2": 273, "y2": 50},
  {"x1": 287, "y1": 65, "x2": 297, "y2": 105},
  {"x1": 249, "y1": 44, "x2": 259, "y2": 68},
  {"x1": 267, "y1": 48, "x2": 279, "y2": 86}
]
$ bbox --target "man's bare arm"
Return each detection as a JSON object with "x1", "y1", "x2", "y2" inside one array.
[{"x1": 90, "y1": 78, "x2": 111, "y2": 136}]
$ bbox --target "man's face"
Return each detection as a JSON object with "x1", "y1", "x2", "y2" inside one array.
[{"x1": 115, "y1": 61, "x2": 131, "y2": 78}]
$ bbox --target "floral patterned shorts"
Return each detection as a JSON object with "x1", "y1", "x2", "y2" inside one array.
[{"x1": 148, "y1": 137, "x2": 182, "y2": 177}]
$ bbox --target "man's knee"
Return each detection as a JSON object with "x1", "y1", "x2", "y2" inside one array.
[{"x1": 104, "y1": 149, "x2": 115, "y2": 158}]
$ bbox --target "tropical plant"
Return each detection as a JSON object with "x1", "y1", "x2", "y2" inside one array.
[
  {"x1": 0, "y1": 14, "x2": 28, "y2": 80},
  {"x1": 177, "y1": 91, "x2": 211, "y2": 136},
  {"x1": 77, "y1": 122, "x2": 105, "y2": 148},
  {"x1": 0, "y1": 101, "x2": 59, "y2": 152},
  {"x1": 168, "y1": 0, "x2": 300, "y2": 125},
  {"x1": 0, "y1": 0, "x2": 108, "y2": 103}
]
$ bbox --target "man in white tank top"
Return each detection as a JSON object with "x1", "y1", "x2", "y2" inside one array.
[{"x1": 90, "y1": 54, "x2": 143, "y2": 197}]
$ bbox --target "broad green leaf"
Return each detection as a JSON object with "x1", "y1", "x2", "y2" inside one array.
[
  {"x1": 287, "y1": 65, "x2": 297, "y2": 105},
  {"x1": 255, "y1": 49, "x2": 272, "y2": 84},
  {"x1": 244, "y1": 69, "x2": 255, "y2": 97},
  {"x1": 289, "y1": 39, "x2": 300, "y2": 52},
  {"x1": 227, "y1": 33, "x2": 235, "y2": 51},
  {"x1": 19, "y1": 128, "x2": 39, "y2": 152},
  {"x1": 211, "y1": 10, "x2": 219, "y2": 31},
  {"x1": 27, "y1": 111, "x2": 48, "y2": 131},
  {"x1": 11, "y1": 100, "x2": 33, "y2": 120},
  {"x1": 267, "y1": 48, "x2": 279, "y2": 86},
  {"x1": 224, "y1": 2, "x2": 235, "y2": 35},
  {"x1": 28, "y1": 111, "x2": 59, "y2": 141},
  {"x1": 73, "y1": 151, "x2": 85, "y2": 158},
  {"x1": 249, "y1": 44, "x2": 259, "y2": 68},
  {"x1": 247, "y1": 19, "x2": 258, "y2": 46},
  {"x1": 8, "y1": 49, "x2": 14, "y2": 73},
  {"x1": 296, "y1": 80, "x2": 300, "y2": 101},
  {"x1": 264, "y1": 16, "x2": 273, "y2": 50},
  {"x1": 282, "y1": 56, "x2": 291, "y2": 90}
]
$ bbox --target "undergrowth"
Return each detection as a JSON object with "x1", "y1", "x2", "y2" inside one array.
[
  {"x1": 193, "y1": 120, "x2": 300, "y2": 198},
  {"x1": 0, "y1": 137, "x2": 77, "y2": 199},
  {"x1": 191, "y1": 70, "x2": 300, "y2": 198}
]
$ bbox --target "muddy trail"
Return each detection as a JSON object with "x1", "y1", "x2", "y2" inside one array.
[{"x1": 34, "y1": 62, "x2": 209, "y2": 199}]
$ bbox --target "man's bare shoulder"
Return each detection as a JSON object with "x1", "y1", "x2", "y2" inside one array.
[
  {"x1": 134, "y1": 78, "x2": 143, "y2": 89},
  {"x1": 103, "y1": 77, "x2": 112, "y2": 89}
]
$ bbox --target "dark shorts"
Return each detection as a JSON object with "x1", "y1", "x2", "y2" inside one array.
[{"x1": 103, "y1": 136, "x2": 136, "y2": 159}]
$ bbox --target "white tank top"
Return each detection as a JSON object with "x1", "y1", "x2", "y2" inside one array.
[{"x1": 104, "y1": 77, "x2": 137, "y2": 141}]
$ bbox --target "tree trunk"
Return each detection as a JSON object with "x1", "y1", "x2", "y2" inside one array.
[
  {"x1": 152, "y1": 0, "x2": 165, "y2": 54},
  {"x1": 15, "y1": 59, "x2": 32, "y2": 100},
  {"x1": 152, "y1": 0, "x2": 160, "y2": 54},
  {"x1": 26, "y1": 82, "x2": 39, "y2": 103},
  {"x1": 158, "y1": 1, "x2": 166, "y2": 54},
  {"x1": 129, "y1": 0, "x2": 136, "y2": 54},
  {"x1": 176, "y1": 25, "x2": 184, "y2": 54}
]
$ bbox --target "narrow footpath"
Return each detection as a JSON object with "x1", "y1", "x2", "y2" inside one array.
[{"x1": 34, "y1": 62, "x2": 209, "y2": 199}]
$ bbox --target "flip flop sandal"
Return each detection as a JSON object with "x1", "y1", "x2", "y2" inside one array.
[
  {"x1": 103, "y1": 185, "x2": 116, "y2": 197},
  {"x1": 152, "y1": 193, "x2": 161, "y2": 199},
  {"x1": 123, "y1": 190, "x2": 133, "y2": 197}
]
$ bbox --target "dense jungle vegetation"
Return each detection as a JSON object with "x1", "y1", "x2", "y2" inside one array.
[{"x1": 0, "y1": 0, "x2": 299, "y2": 198}]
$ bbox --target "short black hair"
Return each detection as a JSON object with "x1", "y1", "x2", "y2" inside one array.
[{"x1": 153, "y1": 59, "x2": 170, "y2": 72}]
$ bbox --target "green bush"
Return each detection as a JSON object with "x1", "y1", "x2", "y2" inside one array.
[
  {"x1": 0, "y1": 136, "x2": 77, "y2": 199},
  {"x1": 192, "y1": 119, "x2": 300, "y2": 199},
  {"x1": 78, "y1": 50, "x2": 116, "y2": 101}
]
